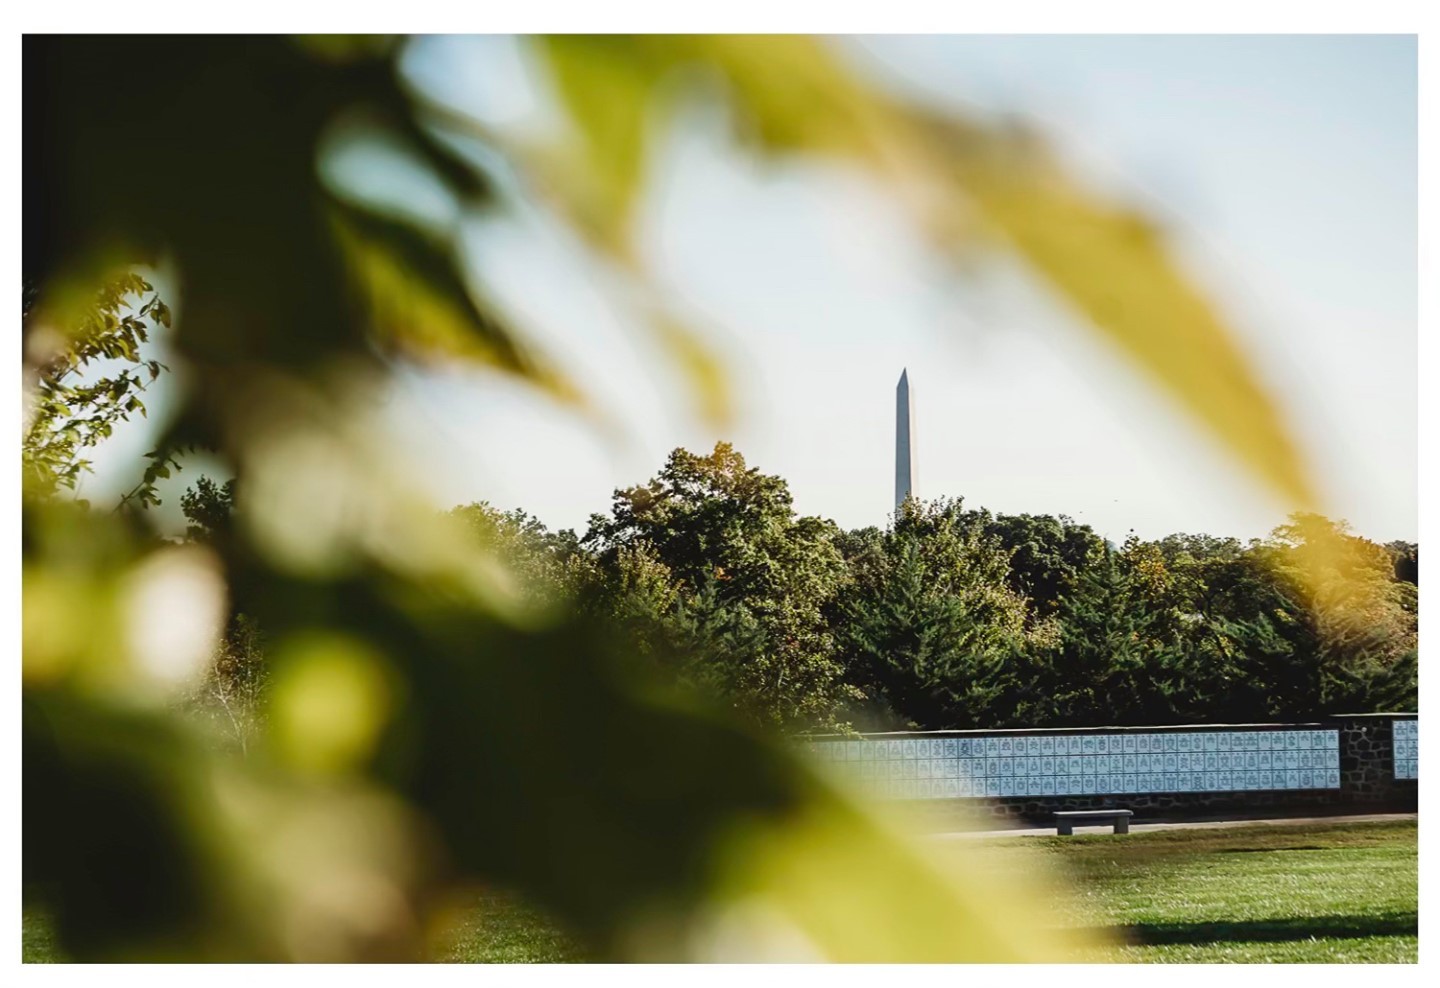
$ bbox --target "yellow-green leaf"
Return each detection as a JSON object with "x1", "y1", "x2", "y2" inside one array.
[{"x1": 933, "y1": 120, "x2": 1316, "y2": 509}]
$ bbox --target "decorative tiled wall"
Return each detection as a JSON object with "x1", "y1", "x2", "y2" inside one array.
[
  {"x1": 808, "y1": 728, "x2": 1341, "y2": 801},
  {"x1": 1392, "y1": 719, "x2": 1418, "y2": 780}
]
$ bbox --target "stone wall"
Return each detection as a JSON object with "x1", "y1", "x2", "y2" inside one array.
[
  {"x1": 1335, "y1": 713, "x2": 1418, "y2": 804},
  {"x1": 805, "y1": 713, "x2": 1417, "y2": 823}
]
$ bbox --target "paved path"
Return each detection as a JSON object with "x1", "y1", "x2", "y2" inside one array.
[{"x1": 931, "y1": 811, "x2": 1416, "y2": 840}]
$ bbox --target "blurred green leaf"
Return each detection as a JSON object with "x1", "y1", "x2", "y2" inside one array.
[
  {"x1": 932, "y1": 118, "x2": 1316, "y2": 509},
  {"x1": 23, "y1": 32, "x2": 1318, "y2": 964},
  {"x1": 535, "y1": 36, "x2": 667, "y2": 255},
  {"x1": 330, "y1": 201, "x2": 582, "y2": 405}
]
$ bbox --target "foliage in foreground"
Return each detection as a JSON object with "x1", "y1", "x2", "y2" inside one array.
[{"x1": 22, "y1": 34, "x2": 1398, "y2": 962}]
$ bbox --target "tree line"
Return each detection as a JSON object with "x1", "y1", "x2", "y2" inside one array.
[
  {"x1": 18, "y1": 278, "x2": 1415, "y2": 739},
  {"x1": 27, "y1": 321, "x2": 1421, "y2": 740},
  {"x1": 441, "y1": 443, "x2": 1418, "y2": 734}
]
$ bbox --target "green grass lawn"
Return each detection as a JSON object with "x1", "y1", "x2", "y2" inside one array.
[
  {"x1": 1031, "y1": 819, "x2": 1418, "y2": 963},
  {"x1": 21, "y1": 906, "x2": 62, "y2": 965},
  {"x1": 23, "y1": 819, "x2": 1416, "y2": 963},
  {"x1": 428, "y1": 891, "x2": 585, "y2": 963}
]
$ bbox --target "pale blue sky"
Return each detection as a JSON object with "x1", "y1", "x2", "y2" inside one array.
[{"x1": 90, "y1": 35, "x2": 1418, "y2": 544}]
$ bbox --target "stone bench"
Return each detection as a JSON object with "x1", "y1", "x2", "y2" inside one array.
[{"x1": 1054, "y1": 809, "x2": 1133, "y2": 835}]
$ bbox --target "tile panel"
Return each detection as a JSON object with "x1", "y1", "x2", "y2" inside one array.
[
  {"x1": 808, "y1": 728, "x2": 1343, "y2": 800},
  {"x1": 1393, "y1": 720, "x2": 1419, "y2": 780}
]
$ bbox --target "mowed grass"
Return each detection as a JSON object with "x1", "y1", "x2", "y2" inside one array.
[
  {"x1": 1024, "y1": 819, "x2": 1418, "y2": 963},
  {"x1": 428, "y1": 890, "x2": 585, "y2": 963},
  {"x1": 21, "y1": 906, "x2": 62, "y2": 964},
  {"x1": 23, "y1": 820, "x2": 1416, "y2": 963}
]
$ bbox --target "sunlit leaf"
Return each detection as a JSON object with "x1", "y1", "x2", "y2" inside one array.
[
  {"x1": 330, "y1": 201, "x2": 583, "y2": 407},
  {"x1": 23, "y1": 33, "x2": 1337, "y2": 965},
  {"x1": 535, "y1": 36, "x2": 668, "y2": 256},
  {"x1": 711, "y1": 799, "x2": 1088, "y2": 962},
  {"x1": 931, "y1": 118, "x2": 1316, "y2": 509}
]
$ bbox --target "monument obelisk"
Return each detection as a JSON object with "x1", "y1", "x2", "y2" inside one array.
[{"x1": 895, "y1": 368, "x2": 915, "y2": 512}]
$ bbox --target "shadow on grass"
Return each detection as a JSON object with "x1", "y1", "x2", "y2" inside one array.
[{"x1": 1111, "y1": 911, "x2": 1418, "y2": 947}]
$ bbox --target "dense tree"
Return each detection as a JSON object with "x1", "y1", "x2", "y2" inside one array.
[
  {"x1": 1254, "y1": 514, "x2": 1418, "y2": 713},
  {"x1": 834, "y1": 498, "x2": 1030, "y2": 730},
  {"x1": 188, "y1": 458, "x2": 1408, "y2": 738},
  {"x1": 448, "y1": 501, "x2": 582, "y2": 605},
  {"x1": 1114, "y1": 518, "x2": 1419, "y2": 722},
  {"x1": 1385, "y1": 540, "x2": 1419, "y2": 586},
  {"x1": 969, "y1": 512, "x2": 1106, "y2": 623},
  {"x1": 1145, "y1": 536, "x2": 1302, "y2": 722},
  {"x1": 583, "y1": 443, "x2": 858, "y2": 729},
  {"x1": 181, "y1": 476, "x2": 236, "y2": 544},
  {"x1": 462, "y1": 472, "x2": 1419, "y2": 733},
  {"x1": 1002, "y1": 543, "x2": 1186, "y2": 727}
]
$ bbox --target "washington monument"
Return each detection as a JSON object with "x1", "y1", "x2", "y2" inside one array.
[{"x1": 895, "y1": 369, "x2": 915, "y2": 512}]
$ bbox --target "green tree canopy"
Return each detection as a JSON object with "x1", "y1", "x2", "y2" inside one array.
[
  {"x1": 584, "y1": 443, "x2": 857, "y2": 729},
  {"x1": 834, "y1": 498, "x2": 1030, "y2": 730}
]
